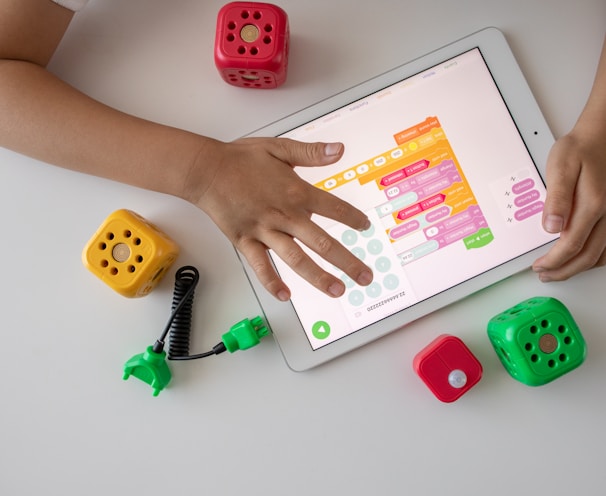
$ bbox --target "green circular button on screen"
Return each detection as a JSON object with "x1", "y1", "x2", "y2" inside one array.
[{"x1": 312, "y1": 321, "x2": 331, "y2": 340}]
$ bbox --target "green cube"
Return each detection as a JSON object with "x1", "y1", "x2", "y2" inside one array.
[{"x1": 487, "y1": 297, "x2": 586, "y2": 386}]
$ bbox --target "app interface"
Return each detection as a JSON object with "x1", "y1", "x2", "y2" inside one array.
[{"x1": 274, "y1": 48, "x2": 556, "y2": 350}]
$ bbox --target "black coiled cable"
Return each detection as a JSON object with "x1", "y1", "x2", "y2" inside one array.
[
  {"x1": 167, "y1": 266, "x2": 198, "y2": 359},
  {"x1": 152, "y1": 265, "x2": 225, "y2": 360}
]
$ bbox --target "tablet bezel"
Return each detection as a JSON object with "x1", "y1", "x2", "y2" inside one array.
[{"x1": 240, "y1": 27, "x2": 557, "y2": 371}]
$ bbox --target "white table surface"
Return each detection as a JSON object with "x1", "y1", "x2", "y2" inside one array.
[{"x1": 1, "y1": 1, "x2": 605, "y2": 495}]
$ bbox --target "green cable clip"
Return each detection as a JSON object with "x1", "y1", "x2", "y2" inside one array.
[{"x1": 123, "y1": 346, "x2": 172, "y2": 397}]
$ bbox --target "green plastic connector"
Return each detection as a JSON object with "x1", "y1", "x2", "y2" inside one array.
[
  {"x1": 123, "y1": 346, "x2": 172, "y2": 396},
  {"x1": 221, "y1": 316, "x2": 269, "y2": 353}
]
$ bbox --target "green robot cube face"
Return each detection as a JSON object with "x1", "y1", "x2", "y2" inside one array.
[{"x1": 487, "y1": 297, "x2": 586, "y2": 386}]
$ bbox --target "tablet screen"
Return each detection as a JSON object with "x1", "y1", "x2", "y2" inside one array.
[{"x1": 270, "y1": 47, "x2": 556, "y2": 351}]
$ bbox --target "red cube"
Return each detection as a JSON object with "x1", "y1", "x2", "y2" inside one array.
[
  {"x1": 214, "y1": 2, "x2": 289, "y2": 88},
  {"x1": 413, "y1": 335, "x2": 483, "y2": 403}
]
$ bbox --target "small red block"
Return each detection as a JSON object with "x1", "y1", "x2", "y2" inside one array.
[
  {"x1": 413, "y1": 335, "x2": 483, "y2": 402},
  {"x1": 214, "y1": 2, "x2": 289, "y2": 88}
]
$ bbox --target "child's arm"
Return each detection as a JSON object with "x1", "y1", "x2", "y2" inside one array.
[
  {"x1": 0, "y1": 0, "x2": 373, "y2": 300},
  {"x1": 533, "y1": 35, "x2": 606, "y2": 281}
]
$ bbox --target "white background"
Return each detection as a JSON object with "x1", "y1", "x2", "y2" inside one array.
[{"x1": 1, "y1": 1, "x2": 605, "y2": 495}]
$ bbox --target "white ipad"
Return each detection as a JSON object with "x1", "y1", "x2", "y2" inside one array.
[{"x1": 240, "y1": 27, "x2": 558, "y2": 371}]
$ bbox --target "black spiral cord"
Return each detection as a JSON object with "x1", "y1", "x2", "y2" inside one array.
[{"x1": 152, "y1": 266, "x2": 226, "y2": 360}]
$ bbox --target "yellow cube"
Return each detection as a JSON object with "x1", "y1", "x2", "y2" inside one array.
[{"x1": 82, "y1": 209, "x2": 179, "y2": 297}]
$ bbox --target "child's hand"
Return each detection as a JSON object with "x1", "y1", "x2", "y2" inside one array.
[
  {"x1": 533, "y1": 125, "x2": 606, "y2": 281},
  {"x1": 189, "y1": 137, "x2": 374, "y2": 301}
]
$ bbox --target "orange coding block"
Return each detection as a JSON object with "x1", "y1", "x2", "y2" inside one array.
[{"x1": 82, "y1": 209, "x2": 179, "y2": 297}]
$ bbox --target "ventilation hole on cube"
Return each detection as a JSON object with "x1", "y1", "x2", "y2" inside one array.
[
  {"x1": 99, "y1": 242, "x2": 107, "y2": 250},
  {"x1": 227, "y1": 33, "x2": 235, "y2": 42},
  {"x1": 541, "y1": 319, "x2": 549, "y2": 328},
  {"x1": 253, "y1": 11, "x2": 262, "y2": 20},
  {"x1": 110, "y1": 267, "x2": 118, "y2": 275},
  {"x1": 124, "y1": 230, "x2": 132, "y2": 238},
  {"x1": 106, "y1": 232, "x2": 115, "y2": 240},
  {"x1": 499, "y1": 348, "x2": 511, "y2": 363},
  {"x1": 238, "y1": 46, "x2": 246, "y2": 54},
  {"x1": 564, "y1": 336, "x2": 572, "y2": 345},
  {"x1": 531, "y1": 354, "x2": 539, "y2": 363},
  {"x1": 136, "y1": 255, "x2": 143, "y2": 263},
  {"x1": 128, "y1": 265, "x2": 136, "y2": 273},
  {"x1": 530, "y1": 325, "x2": 538, "y2": 334},
  {"x1": 228, "y1": 21, "x2": 236, "y2": 30},
  {"x1": 263, "y1": 36, "x2": 272, "y2": 44},
  {"x1": 559, "y1": 353, "x2": 567, "y2": 362},
  {"x1": 525, "y1": 343, "x2": 532, "y2": 351},
  {"x1": 133, "y1": 237, "x2": 141, "y2": 246},
  {"x1": 250, "y1": 47, "x2": 258, "y2": 55},
  {"x1": 101, "y1": 259, "x2": 109, "y2": 268},
  {"x1": 558, "y1": 325, "x2": 566, "y2": 333},
  {"x1": 240, "y1": 10, "x2": 249, "y2": 19},
  {"x1": 264, "y1": 24, "x2": 272, "y2": 32},
  {"x1": 548, "y1": 359, "x2": 556, "y2": 368}
]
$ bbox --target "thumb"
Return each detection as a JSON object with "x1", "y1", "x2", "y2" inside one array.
[
  {"x1": 542, "y1": 137, "x2": 578, "y2": 233},
  {"x1": 272, "y1": 138, "x2": 344, "y2": 167}
]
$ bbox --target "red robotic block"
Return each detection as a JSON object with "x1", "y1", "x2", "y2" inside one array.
[
  {"x1": 214, "y1": 2, "x2": 289, "y2": 88},
  {"x1": 413, "y1": 335, "x2": 483, "y2": 403}
]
